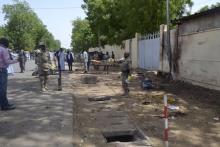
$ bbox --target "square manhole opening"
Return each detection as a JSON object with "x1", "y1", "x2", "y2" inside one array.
[
  {"x1": 88, "y1": 96, "x2": 111, "y2": 102},
  {"x1": 103, "y1": 134, "x2": 136, "y2": 143}
]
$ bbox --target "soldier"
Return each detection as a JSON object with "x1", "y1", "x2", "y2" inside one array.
[
  {"x1": 18, "y1": 49, "x2": 26, "y2": 73},
  {"x1": 38, "y1": 44, "x2": 51, "y2": 92},
  {"x1": 120, "y1": 52, "x2": 131, "y2": 96}
]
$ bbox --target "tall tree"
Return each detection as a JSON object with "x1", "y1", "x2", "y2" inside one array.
[
  {"x1": 0, "y1": 26, "x2": 5, "y2": 37},
  {"x1": 2, "y1": 0, "x2": 60, "y2": 51},
  {"x1": 82, "y1": 0, "x2": 193, "y2": 45},
  {"x1": 198, "y1": 2, "x2": 220, "y2": 13},
  {"x1": 198, "y1": 5, "x2": 209, "y2": 13},
  {"x1": 71, "y1": 18, "x2": 97, "y2": 53}
]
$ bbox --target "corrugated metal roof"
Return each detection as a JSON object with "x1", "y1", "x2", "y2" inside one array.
[{"x1": 172, "y1": 6, "x2": 220, "y2": 24}]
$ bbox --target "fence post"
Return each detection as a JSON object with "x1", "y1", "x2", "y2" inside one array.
[{"x1": 164, "y1": 95, "x2": 169, "y2": 147}]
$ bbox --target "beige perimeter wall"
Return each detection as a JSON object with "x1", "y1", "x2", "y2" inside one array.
[{"x1": 177, "y1": 29, "x2": 220, "y2": 90}]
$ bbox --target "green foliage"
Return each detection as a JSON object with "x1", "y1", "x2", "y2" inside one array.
[
  {"x1": 198, "y1": 2, "x2": 220, "y2": 13},
  {"x1": 71, "y1": 18, "x2": 97, "y2": 53},
  {"x1": 0, "y1": 26, "x2": 5, "y2": 37},
  {"x1": 2, "y1": 0, "x2": 60, "y2": 51},
  {"x1": 211, "y1": 2, "x2": 220, "y2": 9},
  {"x1": 81, "y1": 0, "x2": 193, "y2": 46},
  {"x1": 198, "y1": 5, "x2": 209, "y2": 13}
]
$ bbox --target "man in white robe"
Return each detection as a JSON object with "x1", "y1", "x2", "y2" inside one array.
[
  {"x1": 83, "y1": 50, "x2": 88, "y2": 73},
  {"x1": 56, "y1": 48, "x2": 65, "y2": 71}
]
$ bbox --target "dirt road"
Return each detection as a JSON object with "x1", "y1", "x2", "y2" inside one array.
[{"x1": 68, "y1": 68, "x2": 220, "y2": 147}]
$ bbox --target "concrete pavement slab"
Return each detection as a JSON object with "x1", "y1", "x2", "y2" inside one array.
[{"x1": 0, "y1": 61, "x2": 73, "y2": 147}]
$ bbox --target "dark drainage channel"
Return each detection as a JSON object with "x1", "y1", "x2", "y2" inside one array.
[
  {"x1": 88, "y1": 96, "x2": 111, "y2": 102},
  {"x1": 103, "y1": 130, "x2": 152, "y2": 146},
  {"x1": 104, "y1": 134, "x2": 135, "y2": 143}
]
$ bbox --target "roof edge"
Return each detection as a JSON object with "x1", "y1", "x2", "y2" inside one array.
[{"x1": 172, "y1": 6, "x2": 220, "y2": 25}]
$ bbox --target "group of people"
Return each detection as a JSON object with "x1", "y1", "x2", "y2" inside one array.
[
  {"x1": 83, "y1": 50, "x2": 131, "y2": 96},
  {"x1": 0, "y1": 36, "x2": 131, "y2": 111},
  {"x1": 34, "y1": 46, "x2": 75, "y2": 92},
  {"x1": 54, "y1": 48, "x2": 75, "y2": 71}
]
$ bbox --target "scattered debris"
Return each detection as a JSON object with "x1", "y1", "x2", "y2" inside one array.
[
  {"x1": 171, "y1": 116, "x2": 175, "y2": 120},
  {"x1": 144, "y1": 94, "x2": 177, "y2": 104},
  {"x1": 152, "y1": 114, "x2": 164, "y2": 118},
  {"x1": 213, "y1": 117, "x2": 219, "y2": 121},
  {"x1": 142, "y1": 100, "x2": 151, "y2": 105},
  {"x1": 168, "y1": 105, "x2": 180, "y2": 110},
  {"x1": 142, "y1": 79, "x2": 154, "y2": 90},
  {"x1": 169, "y1": 111, "x2": 186, "y2": 117}
]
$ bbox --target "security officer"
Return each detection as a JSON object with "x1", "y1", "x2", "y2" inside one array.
[
  {"x1": 38, "y1": 44, "x2": 51, "y2": 92},
  {"x1": 120, "y1": 52, "x2": 131, "y2": 96},
  {"x1": 18, "y1": 49, "x2": 26, "y2": 73}
]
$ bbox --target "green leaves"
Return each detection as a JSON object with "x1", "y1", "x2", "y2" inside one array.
[
  {"x1": 71, "y1": 18, "x2": 97, "y2": 52},
  {"x1": 2, "y1": 0, "x2": 60, "y2": 51},
  {"x1": 0, "y1": 26, "x2": 5, "y2": 37},
  {"x1": 198, "y1": 2, "x2": 220, "y2": 13},
  {"x1": 81, "y1": 0, "x2": 193, "y2": 46}
]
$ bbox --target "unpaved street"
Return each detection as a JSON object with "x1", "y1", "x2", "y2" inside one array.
[
  {"x1": 0, "y1": 61, "x2": 73, "y2": 147},
  {"x1": 69, "y1": 66, "x2": 220, "y2": 147},
  {"x1": 1, "y1": 62, "x2": 220, "y2": 147}
]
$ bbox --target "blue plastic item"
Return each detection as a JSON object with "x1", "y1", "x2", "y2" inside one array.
[{"x1": 142, "y1": 79, "x2": 153, "y2": 90}]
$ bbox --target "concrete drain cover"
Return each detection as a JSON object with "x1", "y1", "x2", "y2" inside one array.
[
  {"x1": 81, "y1": 75, "x2": 97, "y2": 84},
  {"x1": 97, "y1": 111, "x2": 152, "y2": 146},
  {"x1": 88, "y1": 96, "x2": 111, "y2": 102}
]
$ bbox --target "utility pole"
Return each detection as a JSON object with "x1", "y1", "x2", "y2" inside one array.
[
  {"x1": 98, "y1": 29, "x2": 101, "y2": 51},
  {"x1": 57, "y1": 50, "x2": 62, "y2": 91},
  {"x1": 166, "y1": 0, "x2": 172, "y2": 78}
]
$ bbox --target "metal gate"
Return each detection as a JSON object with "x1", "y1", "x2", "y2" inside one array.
[{"x1": 138, "y1": 32, "x2": 160, "y2": 70}]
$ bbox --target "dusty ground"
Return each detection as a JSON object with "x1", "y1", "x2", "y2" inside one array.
[
  {"x1": 0, "y1": 61, "x2": 73, "y2": 147},
  {"x1": 67, "y1": 65, "x2": 220, "y2": 147}
]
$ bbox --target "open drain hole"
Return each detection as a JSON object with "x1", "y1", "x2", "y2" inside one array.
[
  {"x1": 104, "y1": 134, "x2": 136, "y2": 143},
  {"x1": 88, "y1": 96, "x2": 111, "y2": 102}
]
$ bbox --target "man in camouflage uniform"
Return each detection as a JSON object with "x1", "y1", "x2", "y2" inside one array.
[
  {"x1": 18, "y1": 50, "x2": 26, "y2": 73},
  {"x1": 121, "y1": 52, "x2": 131, "y2": 96},
  {"x1": 38, "y1": 44, "x2": 51, "y2": 92}
]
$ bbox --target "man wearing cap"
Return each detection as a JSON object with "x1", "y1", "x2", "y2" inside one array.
[
  {"x1": 38, "y1": 44, "x2": 51, "y2": 92},
  {"x1": 0, "y1": 37, "x2": 18, "y2": 110},
  {"x1": 18, "y1": 49, "x2": 26, "y2": 73},
  {"x1": 120, "y1": 52, "x2": 131, "y2": 96}
]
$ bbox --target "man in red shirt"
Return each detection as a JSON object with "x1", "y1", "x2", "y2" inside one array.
[{"x1": 0, "y1": 38, "x2": 18, "y2": 110}]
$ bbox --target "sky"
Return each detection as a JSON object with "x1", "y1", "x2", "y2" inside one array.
[{"x1": 0, "y1": 0, "x2": 220, "y2": 48}]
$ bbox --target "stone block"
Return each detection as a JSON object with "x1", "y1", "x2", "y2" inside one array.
[{"x1": 81, "y1": 75, "x2": 97, "y2": 84}]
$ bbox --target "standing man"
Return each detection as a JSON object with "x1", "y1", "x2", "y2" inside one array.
[
  {"x1": 18, "y1": 49, "x2": 26, "y2": 73},
  {"x1": 0, "y1": 38, "x2": 18, "y2": 110},
  {"x1": 38, "y1": 44, "x2": 51, "y2": 92},
  {"x1": 66, "y1": 50, "x2": 74, "y2": 71},
  {"x1": 111, "y1": 51, "x2": 115, "y2": 60},
  {"x1": 55, "y1": 48, "x2": 65, "y2": 71},
  {"x1": 83, "y1": 50, "x2": 88, "y2": 73},
  {"x1": 103, "y1": 52, "x2": 110, "y2": 72},
  {"x1": 7, "y1": 49, "x2": 15, "y2": 76},
  {"x1": 120, "y1": 52, "x2": 131, "y2": 96}
]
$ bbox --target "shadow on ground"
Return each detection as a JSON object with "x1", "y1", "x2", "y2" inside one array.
[{"x1": 0, "y1": 76, "x2": 73, "y2": 147}]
